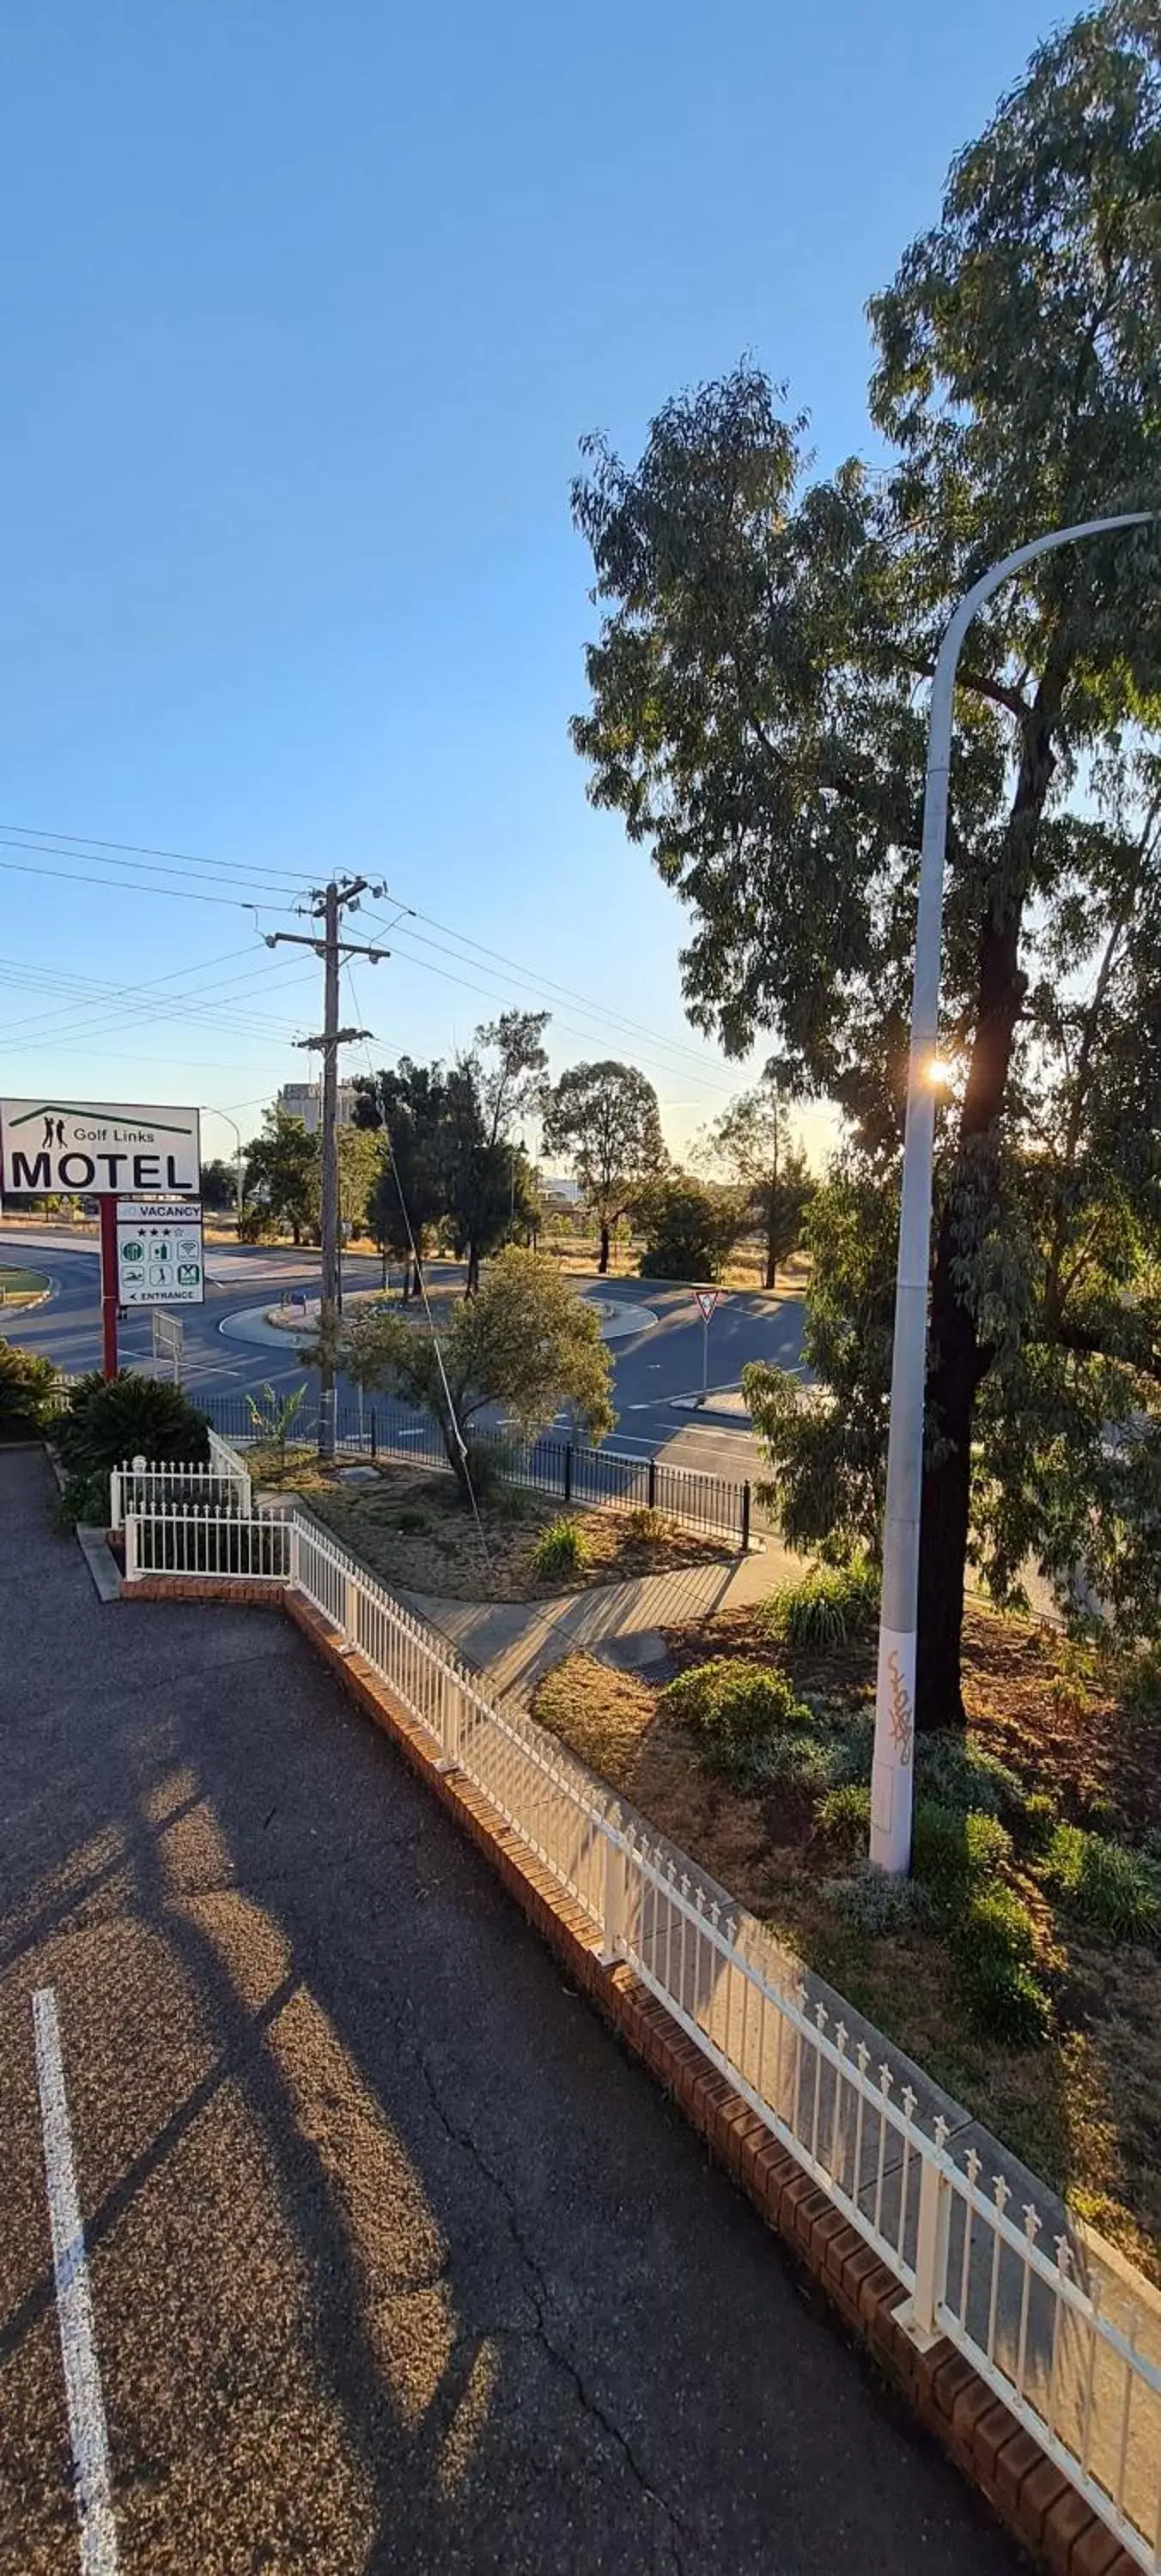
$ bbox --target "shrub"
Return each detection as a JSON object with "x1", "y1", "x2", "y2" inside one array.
[
  {"x1": 56, "y1": 1467, "x2": 115, "y2": 1531},
  {"x1": 1119, "y1": 1643, "x2": 1161, "y2": 1717},
  {"x1": 660, "y1": 1658, "x2": 811, "y2": 1764},
  {"x1": 914, "y1": 1733, "x2": 1028, "y2": 1826},
  {"x1": 763, "y1": 1559, "x2": 878, "y2": 1650},
  {"x1": 624, "y1": 1505, "x2": 669, "y2": 1545},
  {"x1": 949, "y1": 1886, "x2": 1049, "y2": 2044},
  {"x1": 911, "y1": 1802, "x2": 1012, "y2": 1896},
  {"x1": 1017, "y1": 1791, "x2": 1058, "y2": 1858},
  {"x1": 821, "y1": 1862, "x2": 933, "y2": 1937},
  {"x1": 0, "y1": 1339, "x2": 60, "y2": 1437},
  {"x1": 55, "y1": 1373, "x2": 210, "y2": 1479},
  {"x1": 953, "y1": 1947, "x2": 1051, "y2": 2046},
  {"x1": 745, "y1": 1730, "x2": 849, "y2": 1795},
  {"x1": 815, "y1": 1782, "x2": 872, "y2": 1858},
  {"x1": 957, "y1": 1881, "x2": 1039, "y2": 1965},
  {"x1": 530, "y1": 1516, "x2": 591, "y2": 1578},
  {"x1": 1042, "y1": 1823, "x2": 1161, "y2": 1940},
  {"x1": 393, "y1": 1507, "x2": 430, "y2": 1534}
]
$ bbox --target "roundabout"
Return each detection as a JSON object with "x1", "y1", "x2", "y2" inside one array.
[{"x1": 216, "y1": 1286, "x2": 660, "y2": 1350}]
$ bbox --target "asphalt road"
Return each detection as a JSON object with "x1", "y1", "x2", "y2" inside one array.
[
  {"x1": 0, "y1": 1230, "x2": 804, "y2": 1481},
  {"x1": 0, "y1": 1444, "x2": 1018, "y2": 2574}
]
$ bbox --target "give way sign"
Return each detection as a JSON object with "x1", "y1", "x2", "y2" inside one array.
[{"x1": 693, "y1": 1287, "x2": 720, "y2": 1322}]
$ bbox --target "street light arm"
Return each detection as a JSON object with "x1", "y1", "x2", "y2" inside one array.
[{"x1": 870, "y1": 508, "x2": 1157, "y2": 1876}]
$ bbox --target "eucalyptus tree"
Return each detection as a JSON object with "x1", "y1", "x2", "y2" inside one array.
[{"x1": 571, "y1": 2, "x2": 1161, "y2": 1722}]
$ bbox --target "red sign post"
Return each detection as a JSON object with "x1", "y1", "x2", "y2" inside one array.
[{"x1": 99, "y1": 1199, "x2": 120, "y2": 1379}]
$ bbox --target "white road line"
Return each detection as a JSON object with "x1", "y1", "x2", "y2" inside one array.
[{"x1": 32, "y1": 1988, "x2": 120, "y2": 2576}]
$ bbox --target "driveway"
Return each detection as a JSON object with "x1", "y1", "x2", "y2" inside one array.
[{"x1": 0, "y1": 1448, "x2": 1018, "y2": 2573}]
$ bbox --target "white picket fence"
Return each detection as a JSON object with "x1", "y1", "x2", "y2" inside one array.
[
  {"x1": 122, "y1": 1477, "x2": 1161, "y2": 2569},
  {"x1": 110, "y1": 1439, "x2": 252, "y2": 1531}
]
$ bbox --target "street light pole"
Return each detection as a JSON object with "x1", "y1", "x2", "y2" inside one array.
[
  {"x1": 870, "y1": 511, "x2": 1154, "y2": 1876},
  {"x1": 207, "y1": 1109, "x2": 245, "y2": 1232}
]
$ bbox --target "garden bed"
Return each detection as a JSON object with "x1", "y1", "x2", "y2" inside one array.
[
  {"x1": 532, "y1": 1582, "x2": 1161, "y2": 2282},
  {"x1": 252, "y1": 1450, "x2": 735, "y2": 1601}
]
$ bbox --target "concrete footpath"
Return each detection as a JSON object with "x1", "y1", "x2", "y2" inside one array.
[
  {"x1": 398, "y1": 1542, "x2": 799, "y2": 1703},
  {"x1": 0, "y1": 1447, "x2": 1018, "y2": 2574}
]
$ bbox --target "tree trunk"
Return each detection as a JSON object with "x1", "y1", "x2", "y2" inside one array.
[
  {"x1": 915, "y1": 1206, "x2": 979, "y2": 1728},
  {"x1": 914, "y1": 665, "x2": 1063, "y2": 1730},
  {"x1": 764, "y1": 1226, "x2": 777, "y2": 1292},
  {"x1": 599, "y1": 1222, "x2": 610, "y2": 1275},
  {"x1": 441, "y1": 1413, "x2": 472, "y2": 1504},
  {"x1": 465, "y1": 1242, "x2": 480, "y2": 1297}
]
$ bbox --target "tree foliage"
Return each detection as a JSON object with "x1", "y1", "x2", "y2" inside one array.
[
  {"x1": 339, "y1": 1246, "x2": 615, "y2": 1495},
  {"x1": 476, "y1": 1010, "x2": 550, "y2": 1146},
  {"x1": 637, "y1": 1172, "x2": 742, "y2": 1281},
  {"x1": 362, "y1": 1060, "x2": 449, "y2": 1291},
  {"x1": 701, "y1": 1078, "x2": 814, "y2": 1287},
  {"x1": 357, "y1": 1018, "x2": 549, "y2": 1294},
  {"x1": 335, "y1": 1125, "x2": 386, "y2": 1238},
  {"x1": 199, "y1": 1157, "x2": 238, "y2": 1213},
  {"x1": 542, "y1": 1060, "x2": 665, "y2": 1273},
  {"x1": 571, "y1": 2, "x2": 1161, "y2": 1722},
  {"x1": 243, "y1": 1109, "x2": 319, "y2": 1246}
]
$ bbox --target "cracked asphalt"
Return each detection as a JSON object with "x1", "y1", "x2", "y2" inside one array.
[{"x1": 0, "y1": 1449, "x2": 1022, "y2": 2573}]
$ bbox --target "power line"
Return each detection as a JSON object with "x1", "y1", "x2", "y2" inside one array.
[
  {"x1": 399, "y1": 899, "x2": 739, "y2": 1081},
  {"x1": 0, "y1": 952, "x2": 320, "y2": 1048},
  {"x1": 363, "y1": 920, "x2": 736, "y2": 1101},
  {"x1": 0, "y1": 812, "x2": 742, "y2": 1086},
  {"x1": 0, "y1": 852, "x2": 295, "y2": 910},
  {"x1": 0, "y1": 819, "x2": 314, "y2": 888}
]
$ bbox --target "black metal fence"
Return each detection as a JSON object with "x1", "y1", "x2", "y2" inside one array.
[{"x1": 198, "y1": 1391, "x2": 752, "y2": 1549}]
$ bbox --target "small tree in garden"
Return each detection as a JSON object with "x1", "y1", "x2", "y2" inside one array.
[
  {"x1": 244, "y1": 1381, "x2": 309, "y2": 1479},
  {"x1": 339, "y1": 1246, "x2": 615, "y2": 1499}
]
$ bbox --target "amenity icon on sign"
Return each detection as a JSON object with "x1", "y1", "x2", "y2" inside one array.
[{"x1": 115, "y1": 1198, "x2": 205, "y2": 1308}]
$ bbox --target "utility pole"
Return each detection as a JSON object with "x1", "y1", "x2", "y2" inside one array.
[{"x1": 266, "y1": 876, "x2": 386, "y2": 1461}]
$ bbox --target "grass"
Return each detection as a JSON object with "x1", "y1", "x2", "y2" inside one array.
[
  {"x1": 249, "y1": 1453, "x2": 734, "y2": 1602},
  {"x1": 532, "y1": 1590, "x2": 1161, "y2": 2281},
  {"x1": 0, "y1": 1265, "x2": 49, "y2": 1303}
]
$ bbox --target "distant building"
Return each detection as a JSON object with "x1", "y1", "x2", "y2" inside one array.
[
  {"x1": 276, "y1": 1080, "x2": 358, "y2": 1135},
  {"x1": 540, "y1": 1172, "x2": 582, "y2": 1203}
]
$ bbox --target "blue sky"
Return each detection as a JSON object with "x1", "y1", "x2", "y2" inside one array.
[{"x1": 0, "y1": 0, "x2": 1055, "y2": 1171}]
